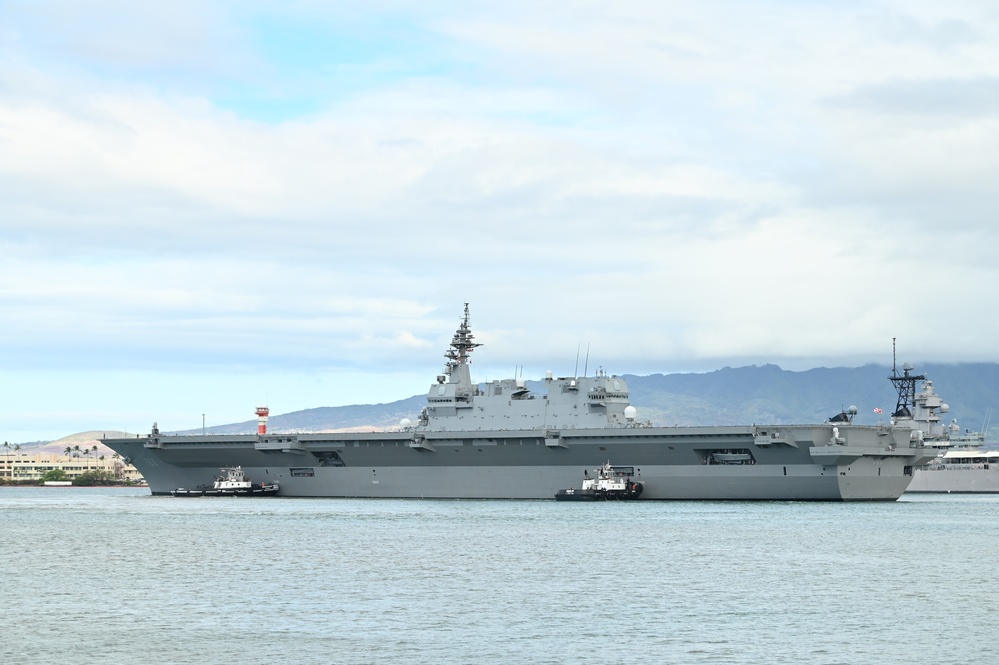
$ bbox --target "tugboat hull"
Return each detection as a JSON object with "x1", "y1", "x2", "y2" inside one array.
[
  {"x1": 554, "y1": 488, "x2": 599, "y2": 501},
  {"x1": 171, "y1": 485, "x2": 279, "y2": 497}
]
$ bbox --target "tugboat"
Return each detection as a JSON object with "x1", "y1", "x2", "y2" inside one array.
[
  {"x1": 555, "y1": 462, "x2": 644, "y2": 501},
  {"x1": 171, "y1": 466, "x2": 279, "y2": 497}
]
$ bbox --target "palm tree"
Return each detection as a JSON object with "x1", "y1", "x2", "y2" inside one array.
[
  {"x1": 3, "y1": 443, "x2": 20, "y2": 482},
  {"x1": 64, "y1": 446, "x2": 72, "y2": 460}
]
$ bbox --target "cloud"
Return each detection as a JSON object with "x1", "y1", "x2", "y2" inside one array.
[
  {"x1": 861, "y1": 11, "x2": 982, "y2": 52},
  {"x1": 825, "y1": 77, "x2": 999, "y2": 121},
  {"x1": 3, "y1": 1, "x2": 999, "y2": 441},
  {"x1": 2, "y1": 0, "x2": 253, "y2": 78}
]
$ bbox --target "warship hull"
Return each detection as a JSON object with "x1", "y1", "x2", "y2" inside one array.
[
  {"x1": 906, "y1": 453, "x2": 999, "y2": 493},
  {"x1": 906, "y1": 468, "x2": 999, "y2": 493},
  {"x1": 104, "y1": 424, "x2": 928, "y2": 501}
]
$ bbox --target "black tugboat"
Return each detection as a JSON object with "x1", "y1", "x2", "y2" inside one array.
[
  {"x1": 171, "y1": 466, "x2": 279, "y2": 497},
  {"x1": 555, "y1": 462, "x2": 643, "y2": 501}
]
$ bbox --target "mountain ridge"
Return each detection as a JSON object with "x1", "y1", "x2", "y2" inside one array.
[{"x1": 165, "y1": 361, "x2": 999, "y2": 440}]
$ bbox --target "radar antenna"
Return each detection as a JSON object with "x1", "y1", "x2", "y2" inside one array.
[
  {"x1": 889, "y1": 337, "x2": 924, "y2": 419},
  {"x1": 444, "y1": 303, "x2": 481, "y2": 376}
]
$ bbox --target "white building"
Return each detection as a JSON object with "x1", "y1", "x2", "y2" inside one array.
[{"x1": 0, "y1": 451, "x2": 143, "y2": 484}]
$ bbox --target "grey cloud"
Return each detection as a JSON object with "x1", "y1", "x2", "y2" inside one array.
[
  {"x1": 824, "y1": 77, "x2": 999, "y2": 120},
  {"x1": 866, "y1": 13, "x2": 982, "y2": 52}
]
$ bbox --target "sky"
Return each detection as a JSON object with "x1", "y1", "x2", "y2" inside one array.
[{"x1": 2, "y1": 1, "x2": 999, "y2": 442}]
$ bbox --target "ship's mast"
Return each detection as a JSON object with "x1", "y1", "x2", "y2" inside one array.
[
  {"x1": 889, "y1": 337, "x2": 924, "y2": 419},
  {"x1": 444, "y1": 303, "x2": 481, "y2": 386}
]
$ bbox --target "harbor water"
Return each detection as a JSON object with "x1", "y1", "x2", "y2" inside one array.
[{"x1": 2, "y1": 488, "x2": 996, "y2": 664}]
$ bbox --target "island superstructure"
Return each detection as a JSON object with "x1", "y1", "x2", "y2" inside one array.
[{"x1": 103, "y1": 305, "x2": 938, "y2": 500}]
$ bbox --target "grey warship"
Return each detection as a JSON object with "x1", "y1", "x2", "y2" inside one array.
[
  {"x1": 103, "y1": 305, "x2": 937, "y2": 500},
  {"x1": 890, "y1": 365, "x2": 999, "y2": 493}
]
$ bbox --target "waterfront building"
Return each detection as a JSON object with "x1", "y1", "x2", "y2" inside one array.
[{"x1": 0, "y1": 450, "x2": 143, "y2": 484}]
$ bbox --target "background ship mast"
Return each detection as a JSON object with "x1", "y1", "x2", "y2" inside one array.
[{"x1": 889, "y1": 337, "x2": 924, "y2": 418}]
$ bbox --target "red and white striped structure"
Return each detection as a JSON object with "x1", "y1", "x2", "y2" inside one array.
[{"x1": 255, "y1": 407, "x2": 270, "y2": 435}]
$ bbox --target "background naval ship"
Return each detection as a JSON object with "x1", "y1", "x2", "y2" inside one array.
[
  {"x1": 103, "y1": 305, "x2": 938, "y2": 501},
  {"x1": 899, "y1": 371, "x2": 999, "y2": 493}
]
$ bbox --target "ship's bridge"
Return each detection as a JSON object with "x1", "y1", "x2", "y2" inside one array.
[
  {"x1": 418, "y1": 305, "x2": 636, "y2": 430},
  {"x1": 422, "y1": 369, "x2": 636, "y2": 430}
]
